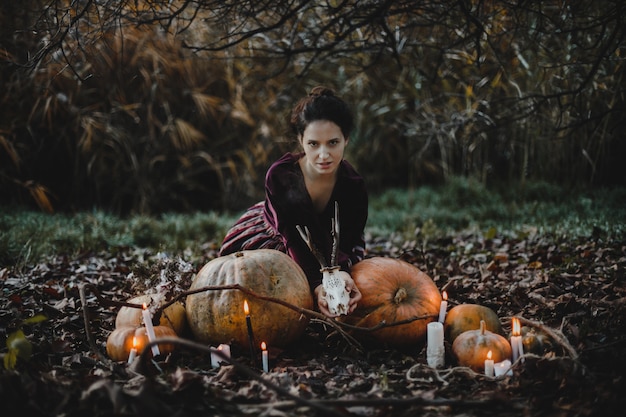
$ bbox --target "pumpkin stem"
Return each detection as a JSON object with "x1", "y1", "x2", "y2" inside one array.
[
  {"x1": 480, "y1": 320, "x2": 486, "y2": 335},
  {"x1": 393, "y1": 287, "x2": 408, "y2": 304}
]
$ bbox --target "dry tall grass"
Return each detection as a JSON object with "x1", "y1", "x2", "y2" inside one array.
[
  {"x1": 3, "y1": 23, "x2": 286, "y2": 213},
  {"x1": 1, "y1": 1, "x2": 624, "y2": 214}
]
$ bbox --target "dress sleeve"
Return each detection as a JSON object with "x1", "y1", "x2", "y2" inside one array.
[{"x1": 334, "y1": 162, "x2": 368, "y2": 271}]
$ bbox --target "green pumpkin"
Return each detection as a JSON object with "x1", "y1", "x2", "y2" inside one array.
[
  {"x1": 185, "y1": 250, "x2": 313, "y2": 348},
  {"x1": 521, "y1": 326, "x2": 551, "y2": 354}
]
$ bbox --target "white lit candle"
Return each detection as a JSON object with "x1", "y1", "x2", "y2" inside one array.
[
  {"x1": 510, "y1": 317, "x2": 523, "y2": 362},
  {"x1": 426, "y1": 321, "x2": 445, "y2": 368},
  {"x1": 484, "y1": 350, "x2": 494, "y2": 377},
  {"x1": 261, "y1": 341, "x2": 269, "y2": 373},
  {"x1": 494, "y1": 359, "x2": 512, "y2": 377},
  {"x1": 127, "y1": 336, "x2": 138, "y2": 364},
  {"x1": 211, "y1": 343, "x2": 231, "y2": 368},
  {"x1": 142, "y1": 303, "x2": 160, "y2": 357},
  {"x1": 438, "y1": 291, "x2": 448, "y2": 323}
]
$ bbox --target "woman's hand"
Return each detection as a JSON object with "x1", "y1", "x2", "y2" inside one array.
[{"x1": 314, "y1": 270, "x2": 362, "y2": 318}]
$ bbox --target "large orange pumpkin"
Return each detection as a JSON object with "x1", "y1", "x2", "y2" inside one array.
[
  {"x1": 185, "y1": 250, "x2": 314, "y2": 348},
  {"x1": 340, "y1": 257, "x2": 442, "y2": 347}
]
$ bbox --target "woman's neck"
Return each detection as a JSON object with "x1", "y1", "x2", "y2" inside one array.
[{"x1": 299, "y1": 157, "x2": 338, "y2": 213}]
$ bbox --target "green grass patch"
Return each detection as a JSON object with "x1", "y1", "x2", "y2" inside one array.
[
  {"x1": 2, "y1": 181, "x2": 624, "y2": 268},
  {"x1": 367, "y1": 179, "x2": 626, "y2": 242},
  {"x1": 0, "y1": 210, "x2": 239, "y2": 268}
]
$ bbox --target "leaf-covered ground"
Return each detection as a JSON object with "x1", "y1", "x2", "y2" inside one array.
[{"x1": 1, "y1": 230, "x2": 625, "y2": 416}]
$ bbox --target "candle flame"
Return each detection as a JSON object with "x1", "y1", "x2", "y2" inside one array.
[
  {"x1": 512, "y1": 317, "x2": 521, "y2": 336},
  {"x1": 244, "y1": 300, "x2": 250, "y2": 315},
  {"x1": 132, "y1": 336, "x2": 137, "y2": 348},
  {"x1": 487, "y1": 350, "x2": 493, "y2": 360},
  {"x1": 142, "y1": 302, "x2": 148, "y2": 310},
  {"x1": 442, "y1": 291, "x2": 448, "y2": 301},
  {"x1": 261, "y1": 341, "x2": 267, "y2": 350}
]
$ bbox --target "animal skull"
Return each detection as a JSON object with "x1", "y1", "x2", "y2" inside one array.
[{"x1": 322, "y1": 267, "x2": 350, "y2": 316}]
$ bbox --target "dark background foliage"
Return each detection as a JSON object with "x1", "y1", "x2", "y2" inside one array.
[{"x1": 1, "y1": 0, "x2": 625, "y2": 214}]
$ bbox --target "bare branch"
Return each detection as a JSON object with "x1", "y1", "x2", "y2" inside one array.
[
  {"x1": 296, "y1": 224, "x2": 329, "y2": 268},
  {"x1": 330, "y1": 201, "x2": 340, "y2": 267}
]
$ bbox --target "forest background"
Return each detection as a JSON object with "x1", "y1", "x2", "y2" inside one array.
[
  {"x1": 1, "y1": 2, "x2": 626, "y2": 416},
  {"x1": 1, "y1": 0, "x2": 625, "y2": 218}
]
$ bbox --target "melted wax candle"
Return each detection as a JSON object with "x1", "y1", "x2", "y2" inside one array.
[{"x1": 426, "y1": 321, "x2": 445, "y2": 368}]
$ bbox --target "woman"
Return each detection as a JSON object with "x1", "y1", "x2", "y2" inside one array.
[{"x1": 219, "y1": 86, "x2": 367, "y2": 317}]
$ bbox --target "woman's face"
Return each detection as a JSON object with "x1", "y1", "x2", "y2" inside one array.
[{"x1": 299, "y1": 120, "x2": 347, "y2": 177}]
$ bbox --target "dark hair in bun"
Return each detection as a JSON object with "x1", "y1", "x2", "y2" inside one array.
[{"x1": 290, "y1": 86, "x2": 354, "y2": 139}]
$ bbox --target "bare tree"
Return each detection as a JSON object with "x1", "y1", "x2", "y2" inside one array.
[{"x1": 1, "y1": 0, "x2": 625, "y2": 212}]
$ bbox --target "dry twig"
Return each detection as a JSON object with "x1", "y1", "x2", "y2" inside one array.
[{"x1": 137, "y1": 337, "x2": 349, "y2": 417}]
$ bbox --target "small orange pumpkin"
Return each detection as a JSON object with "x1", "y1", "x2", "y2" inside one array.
[
  {"x1": 452, "y1": 320, "x2": 512, "y2": 371},
  {"x1": 185, "y1": 250, "x2": 314, "y2": 348},
  {"x1": 444, "y1": 304, "x2": 503, "y2": 343},
  {"x1": 106, "y1": 325, "x2": 177, "y2": 362},
  {"x1": 115, "y1": 294, "x2": 187, "y2": 335},
  {"x1": 339, "y1": 257, "x2": 442, "y2": 347}
]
